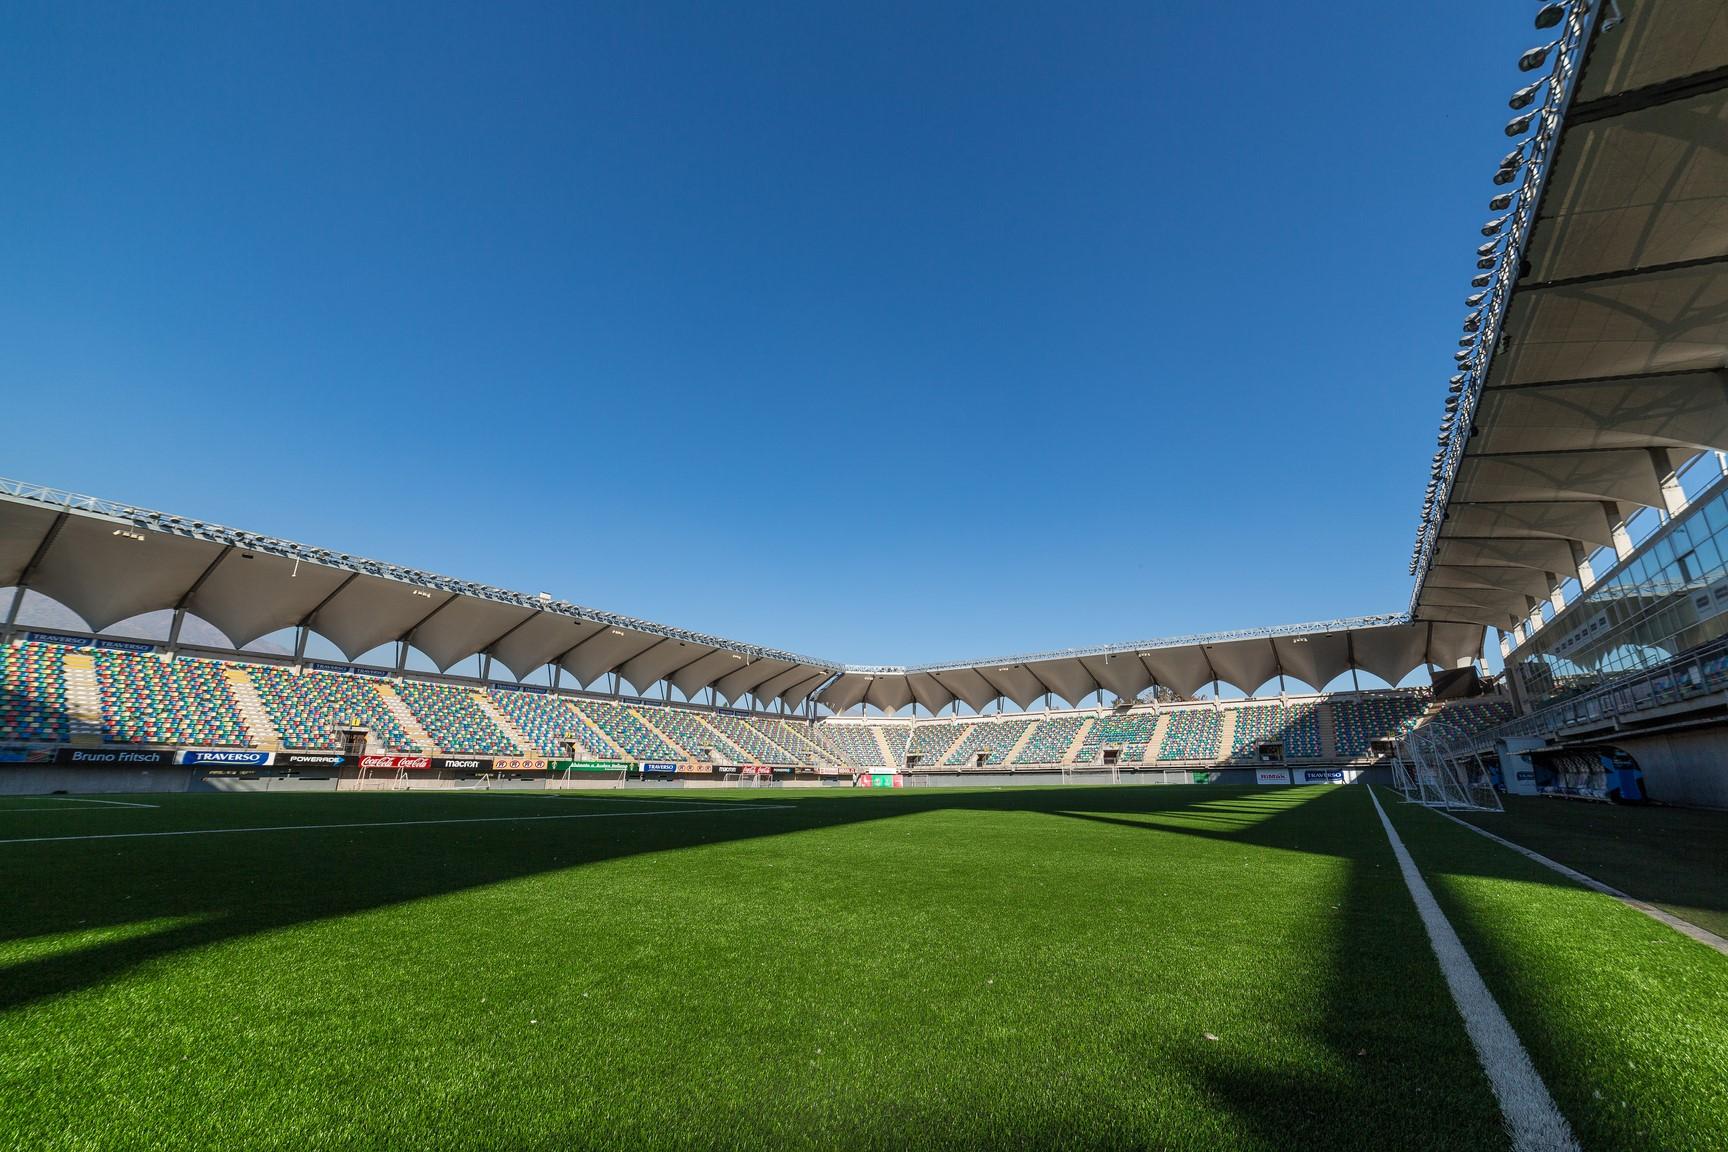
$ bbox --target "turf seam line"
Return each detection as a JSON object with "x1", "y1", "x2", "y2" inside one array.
[
  {"x1": 1367, "y1": 786, "x2": 1581, "y2": 1152},
  {"x1": 1433, "y1": 807, "x2": 1728, "y2": 957},
  {"x1": 0, "y1": 803, "x2": 795, "y2": 846}
]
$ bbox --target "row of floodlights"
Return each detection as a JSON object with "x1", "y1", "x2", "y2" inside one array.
[{"x1": 1412, "y1": 0, "x2": 1590, "y2": 575}]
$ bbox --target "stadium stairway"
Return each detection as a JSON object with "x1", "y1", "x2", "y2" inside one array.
[
  {"x1": 1216, "y1": 706, "x2": 1239, "y2": 762},
  {"x1": 1001, "y1": 722, "x2": 1040, "y2": 765},
  {"x1": 1317, "y1": 702, "x2": 1339, "y2": 759},
  {"x1": 472, "y1": 692, "x2": 534, "y2": 757},
  {"x1": 224, "y1": 668, "x2": 283, "y2": 750},
  {"x1": 59, "y1": 653, "x2": 105, "y2": 745},
  {"x1": 1144, "y1": 711, "x2": 1172, "y2": 762},
  {"x1": 870, "y1": 725, "x2": 896, "y2": 768},
  {"x1": 1061, "y1": 716, "x2": 1096, "y2": 764},
  {"x1": 767, "y1": 718, "x2": 835, "y2": 767},
  {"x1": 376, "y1": 683, "x2": 438, "y2": 754},
  {"x1": 571, "y1": 707, "x2": 628, "y2": 759},
  {"x1": 629, "y1": 706, "x2": 693, "y2": 763}
]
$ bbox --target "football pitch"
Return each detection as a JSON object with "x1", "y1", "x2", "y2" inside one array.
[{"x1": 1, "y1": 784, "x2": 1723, "y2": 1151}]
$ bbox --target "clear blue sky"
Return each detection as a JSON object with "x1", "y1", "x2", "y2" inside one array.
[{"x1": 1, "y1": 1, "x2": 1532, "y2": 668}]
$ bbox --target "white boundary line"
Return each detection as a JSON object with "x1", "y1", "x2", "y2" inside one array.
[
  {"x1": 0, "y1": 796, "x2": 163, "y2": 813},
  {"x1": 1367, "y1": 786, "x2": 1580, "y2": 1152},
  {"x1": 0, "y1": 801, "x2": 794, "y2": 846},
  {"x1": 1435, "y1": 807, "x2": 1728, "y2": 957}
]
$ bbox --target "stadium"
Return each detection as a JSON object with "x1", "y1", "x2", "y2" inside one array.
[{"x1": 4, "y1": 1, "x2": 1727, "y2": 1150}]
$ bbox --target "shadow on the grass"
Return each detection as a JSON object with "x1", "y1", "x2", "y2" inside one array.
[
  {"x1": 0, "y1": 782, "x2": 1543, "y2": 1148},
  {"x1": 1054, "y1": 788, "x2": 1512, "y2": 1150}
]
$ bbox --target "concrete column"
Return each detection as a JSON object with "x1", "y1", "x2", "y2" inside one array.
[
  {"x1": 1497, "y1": 632, "x2": 1511, "y2": 660},
  {"x1": 1650, "y1": 448, "x2": 1687, "y2": 518},
  {"x1": 1527, "y1": 603, "x2": 1545, "y2": 634},
  {"x1": 1548, "y1": 574, "x2": 1565, "y2": 614},
  {"x1": 1611, "y1": 520, "x2": 1634, "y2": 560},
  {"x1": 1572, "y1": 540, "x2": 1596, "y2": 590}
]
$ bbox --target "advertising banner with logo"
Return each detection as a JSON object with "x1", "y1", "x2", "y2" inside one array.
[
  {"x1": 275, "y1": 753, "x2": 354, "y2": 771},
  {"x1": 1255, "y1": 768, "x2": 1291, "y2": 785},
  {"x1": 312, "y1": 661, "x2": 388, "y2": 678},
  {"x1": 1300, "y1": 769, "x2": 1347, "y2": 784},
  {"x1": 548, "y1": 759, "x2": 629, "y2": 772},
  {"x1": 642, "y1": 762, "x2": 678, "y2": 774},
  {"x1": 180, "y1": 750, "x2": 274, "y2": 767},
  {"x1": 54, "y1": 747, "x2": 177, "y2": 766},
  {"x1": 492, "y1": 758, "x2": 549, "y2": 773},
  {"x1": 432, "y1": 757, "x2": 493, "y2": 772},
  {"x1": 359, "y1": 754, "x2": 433, "y2": 771},
  {"x1": 1191, "y1": 771, "x2": 1212, "y2": 784},
  {"x1": 27, "y1": 631, "x2": 156, "y2": 654}
]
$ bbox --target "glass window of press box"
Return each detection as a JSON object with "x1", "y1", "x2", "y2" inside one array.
[{"x1": 1511, "y1": 460, "x2": 1728, "y2": 708}]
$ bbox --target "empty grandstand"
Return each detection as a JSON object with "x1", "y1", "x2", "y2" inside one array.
[{"x1": 1156, "y1": 708, "x2": 1221, "y2": 762}]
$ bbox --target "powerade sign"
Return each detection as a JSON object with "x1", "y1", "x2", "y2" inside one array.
[
  {"x1": 276, "y1": 753, "x2": 352, "y2": 769},
  {"x1": 642, "y1": 762, "x2": 678, "y2": 774},
  {"x1": 180, "y1": 750, "x2": 274, "y2": 767},
  {"x1": 54, "y1": 748, "x2": 176, "y2": 766},
  {"x1": 27, "y1": 631, "x2": 155, "y2": 654},
  {"x1": 1301, "y1": 769, "x2": 1346, "y2": 784}
]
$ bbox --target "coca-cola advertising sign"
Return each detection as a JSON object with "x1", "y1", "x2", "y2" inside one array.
[{"x1": 359, "y1": 755, "x2": 432, "y2": 770}]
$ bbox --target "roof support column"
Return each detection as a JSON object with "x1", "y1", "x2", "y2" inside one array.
[
  {"x1": 1547, "y1": 573, "x2": 1565, "y2": 615},
  {"x1": 1571, "y1": 540, "x2": 1596, "y2": 591},
  {"x1": 1650, "y1": 448, "x2": 1688, "y2": 519},
  {"x1": 3, "y1": 509, "x2": 68, "y2": 642},
  {"x1": 1604, "y1": 501, "x2": 1635, "y2": 560}
]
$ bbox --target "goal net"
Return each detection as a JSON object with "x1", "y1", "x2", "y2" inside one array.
[{"x1": 1394, "y1": 728, "x2": 1502, "y2": 812}]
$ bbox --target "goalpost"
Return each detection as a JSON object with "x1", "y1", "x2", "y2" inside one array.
[{"x1": 1394, "y1": 727, "x2": 1501, "y2": 812}]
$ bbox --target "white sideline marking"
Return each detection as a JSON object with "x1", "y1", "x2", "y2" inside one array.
[
  {"x1": 1367, "y1": 787, "x2": 1580, "y2": 1152},
  {"x1": 46, "y1": 796, "x2": 160, "y2": 809},
  {"x1": 1435, "y1": 807, "x2": 1728, "y2": 958},
  {"x1": 0, "y1": 802, "x2": 794, "y2": 846},
  {"x1": 0, "y1": 797, "x2": 163, "y2": 813}
]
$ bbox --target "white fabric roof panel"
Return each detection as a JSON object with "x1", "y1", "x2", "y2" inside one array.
[
  {"x1": 28, "y1": 517, "x2": 226, "y2": 634},
  {"x1": 490, "y1": 614, "x2": 603, "y2": 682},
  {"x1": 0, "y1": 497, "x2": 65, "y2": 588},
  {"x1": 188, "y1": 550, "x2": 351, "y2": 649},
  {"x1": 1270, "y1": 631, "x2": 1353, "y2": 692},
  {"x1": 1199, "y1": 639, "x2": 1280, "y2": 697}
]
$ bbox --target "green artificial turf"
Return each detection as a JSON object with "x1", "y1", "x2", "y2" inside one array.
[
  {"x1": 1377, "y1": 789, "x2": 1728, "y2": 1152},
  {"x1": 1452, "y1": 795, "x2": 1728, "y2": 939},
  {"x1": 0, "y1": 785, "x2": 1516, "y2": 1151}
]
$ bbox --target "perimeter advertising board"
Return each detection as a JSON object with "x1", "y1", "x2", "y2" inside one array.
[
  {"x1": 359, "y1": 755, "x2": 433, "y2": 771},
  {"x1": 1254, "y1": 768, "x2": 1291, "y2": 785},
  {"x1": 432, "y1": 757, "x2": 493, "y2": 772},
  {"x1": 548, "y1": 759, "x2": 630, "y2": 772},
  {"x1": 54, "y1": 748, "x2": 176, "y2": 766},
  {"x1": 179, "y1": 750, "x2": 274, "y2": 767},
  {"x1": 1300, "y1": 769, "x2": 1347, "y2": 784}
]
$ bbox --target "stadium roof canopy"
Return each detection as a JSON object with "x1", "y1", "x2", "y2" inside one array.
[
  {"x1": 1410, "y1": 0, "x2": 1728, "y2": 634},
  {"x1": 814, "y1": 617, "x2": 1484, "y2": 713},
  {"x1": 0, "y1": 479, "x2": 1480, "y2": 711}
]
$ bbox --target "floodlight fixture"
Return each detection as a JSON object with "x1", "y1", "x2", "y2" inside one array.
[
  {"x1": 1508, "y1": 79, "x2": 1547, "y2": 110},
  {"x1": 1471, "y1": 273, "x2": 1492, "y2": 288},
  {"x1": 1505, "y1": 112, "x2": 1536, "y2": 137},
  {"x1": 1533, "y1": 3, "x2": 1568, "y2": 30},
  {"x1": 1466, "y1": 291, "x2": 1487, "y2": 307},
  {"x1": 1519, "y1": 40, "x2": 1560, "y2": 72},
  {"x1": 1488, "y1": 191, "x2": 1515, "y2": 212}
]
